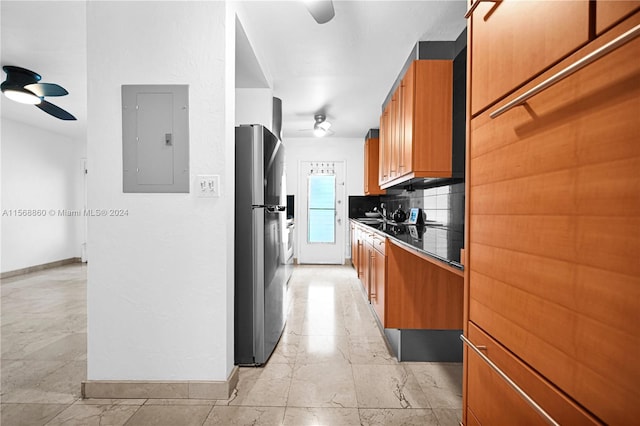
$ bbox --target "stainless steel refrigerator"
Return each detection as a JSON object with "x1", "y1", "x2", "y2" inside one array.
[{"x1": 234, "y1": 124, "x2": 287, "y2": 365}]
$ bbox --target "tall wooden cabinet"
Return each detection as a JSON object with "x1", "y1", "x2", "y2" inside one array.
[
  {"x1": 364, "y1": 135, "x2": 385, "y2": 195},
  {"x1": 464, "y1": 3, "x2": 640, "y2": 425},
  {"x1": 379, "y1": 60, "x2": 455, "y2": 188}
]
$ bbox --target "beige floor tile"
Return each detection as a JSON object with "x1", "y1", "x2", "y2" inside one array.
[
  {"x1": 352, "y1": 364, "x2": 431, "y2": 409},
  {"x1": 204, "y1": 405, "x2": 285, "y2": 426},
  {"x1": 283, "y1": 407, "x2": 360, "y2": 425},
  {"x1": 46, "y1": 402, "x2": 142, "y2": 426},
  {"x1": 1, "y1": 359, "x2": 67, "y2": 392},
  {"x1": 0, "y1": 263, "x2": 464, "y2": 421},
  {"x1": 295, "y1": 334, "x2": 351, "y2": 365},
  {"x1": 226, "y1": 363, "x2": 293, "y2": 407},
  {"x1": 217, "y1": 367, "x2": 264, "y2": 406},
  {"x1": 287, "y1": 363, "x2": 357, "y2": 408},
  {"x1": 268, "y1": 333, "x2": 299, "y2": 365},
  {"x1": 348, "y1": 336, "x2": 396, "y2": 365},
  {"x1": 143, "y1": 398, "x2": 216, "y2": 405},
  {"x1": 77, "y1": 398, "x2": 147, "y2": 405},
  {"x1": 358, "y1": 408, "x2": 440, "y2": 425},
  {"x1": 433, "y1": 407, "x2": 463, "y2": 426},
  {"x1": 1, "y1": 332, "x2": 71, "y2": 360},
  {"x1": 24, "y1": 333, "x2": 86, "y2": 361},
  {"x1": 2, "y1": 360, "x2": 85, "y2": 404},
  {"x1": 0, "y1": 403, "x2": 69, "y2": 426},
  {"x1": 123, "y1": 404, "x2": 212, "y2": 426},
  {"x1": 407, "y1": 362, "x2": 463, "y2": 409}
]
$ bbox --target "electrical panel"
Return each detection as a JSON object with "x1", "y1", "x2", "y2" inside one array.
[{"x1": 122, "y1": 85, "x2": 189, "y2": 193}]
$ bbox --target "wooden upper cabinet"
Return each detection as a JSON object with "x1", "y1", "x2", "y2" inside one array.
[
  {"x1": 469, "y1": 0, "x2": 590, "y2": 116},
  {"x1": 364, "y1": 137, "x2": 385, "y2": 195},
  {"x1": 379, "y1": 106, "x2": 391, "y2": 185},
  {"x1": 379, "y1": 59, "x2": 454, "y2": 188},
  {"x1": 399, "y1": 74, "x2": 413, "y2": 178},
  {"x1": 389, "y1": 91, "x2": 400, "y2": 180},
  {"x1": 596, "y1": 0, "x2": 640, "y2": 35}
]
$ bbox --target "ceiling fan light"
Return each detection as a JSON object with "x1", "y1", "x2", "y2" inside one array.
[
  {"x1": 3, "y1": 88, "x2": 41, "y2": 105},
  {"x1": 318, "y1": 120, "x2": 331, "y2": 131},
  {"x1": 313, "y1": 126, "x2": 327, "y2": 137}
]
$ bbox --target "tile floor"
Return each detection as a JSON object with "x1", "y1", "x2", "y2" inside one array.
[{"x1": 1, "y1": 263, "x2": 462, "y2": 425}]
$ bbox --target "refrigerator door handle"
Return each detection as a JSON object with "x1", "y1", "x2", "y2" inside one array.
[{"x1": 265, "y1": 205, "x2": 286, "y2": 213}]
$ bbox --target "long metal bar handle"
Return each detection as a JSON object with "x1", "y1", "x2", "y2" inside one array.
[
  {"x1": 464, "y1": 0, "x2": 499, "y2": 19},
  {"x1": 460, "y1": 334, "x2": 560, "y2": 426},
  {"x1": 490, "y1": 23, "x2": 640, "y2": 119}
]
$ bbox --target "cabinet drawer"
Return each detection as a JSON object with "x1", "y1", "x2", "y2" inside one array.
[
  {"x1": 465, "y1": 323, "x2": 601, "y2": 425},
  {"x1": 469, "y1": 0, "x2": 589, "y2": 115},
  {"x1": 372, "y1": 234, "x2": 386, "y2": 255},
  {"x1": 468, "y1": 14, "x2": 640, "y2": 425}
]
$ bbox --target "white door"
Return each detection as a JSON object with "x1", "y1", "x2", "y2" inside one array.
[{"x1": 298, "y1": 161, "x2": 345, "y2": 264}]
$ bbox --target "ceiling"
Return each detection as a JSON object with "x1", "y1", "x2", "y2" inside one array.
[
  {"x1": 236, "y1": 0, "x2": 467, "y2": 139},
  {"x1": 1, "y1": 1, "x2": 87, "y2": 140},
  {"x1": 1, "y1": 1, "x2": 466, "y2": 141}
]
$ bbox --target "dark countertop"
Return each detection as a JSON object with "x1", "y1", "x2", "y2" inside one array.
[{"x1": 352, "y1": 218, "x2": 464, "y2": 270}]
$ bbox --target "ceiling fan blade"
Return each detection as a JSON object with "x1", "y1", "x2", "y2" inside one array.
[
  {"x1": 36, "y1": 100, "x2": 76, "y2": 120},
  {"x1": 304, "y1": 0, "x2": 335, "y2": 24},
  {"x1": 25, "y1": 82, "x2": 68, "y2": 97}
]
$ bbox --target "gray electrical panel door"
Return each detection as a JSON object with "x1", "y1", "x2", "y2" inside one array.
[{"x1": 122, "y1": 85, "x2": 189, "y2": 193}]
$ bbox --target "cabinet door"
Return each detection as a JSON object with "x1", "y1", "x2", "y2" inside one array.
[
  {"x1": 363, "y1": 239, "x2": 374, "y2": 300},
  {"x1": 468, "y1": 16, "x2": 640, "y2": 424},
  {"x1": 364, "y1": 138, "x2": 385, "y2": 195},
  {"x1": 412, "y1": 60, "x2": 453, "y2": 176},
  {"x1": 596, "y1": 0, "x2": 640, "y2": 35},
  {"x1": 379, "y1": 107, "x2": 391, "y2": 184},
  {"x1": 371, "y1": 241, "x2": 386, "y2": 325},
  {"x1": 469, "y1": 0, "x2": 589, "y2": 115},
  {"x1": 386, "y1": 242, "x2": 463, "y2": 329},
  {"x1": 389, "y1": 91, "x2": 400, "y2": 180},
  {"x1": 465, "y1": 323, "x2": 601, "y2": 426},
  {"x1": 399, "y1": 67, "x2": 414, "y2": 177},
  {"x1": 350, "y1": 224, "x2": 358, "y2": 273},
  {"x1": 363, "y1": 140, "x2": 370, "y2": 194}
]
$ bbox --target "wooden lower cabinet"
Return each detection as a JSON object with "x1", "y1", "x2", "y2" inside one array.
[
  {"x1": 349, "y1": 221, "x2": 463, "y2": 330},
  {"x1": 466, "y1": 323, "x2": 601, "y2": 426},
  {"x1": 386, "y1": 241, "x2": 463, "y2": 329},
  {"x1": 350, "y1": 223, "x2": 359, "y2": 274},
  {"x1": 370, "y1": 235, "x2": 386, "y2": 325},
  {"x1": 465, "y1": 14, "x2": 640, "y2": 425}
]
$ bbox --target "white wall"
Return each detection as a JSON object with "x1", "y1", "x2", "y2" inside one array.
[
  {"x1": 235, "y1": 88, "x2": 273, "y2": 129},
  {"x1": 86, "y1": 1, "x2": 235, "y2": 381},
  {"x1": 1, "y1": 118, "x2": 84, "y2": 273},
  {"x1": 284, "y1": 137, "x2": 364, "y2": 259}
]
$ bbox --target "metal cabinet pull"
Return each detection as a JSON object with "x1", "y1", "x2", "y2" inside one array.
[
  {"x1": 464, "y1": 0, "x2": 499, "y2": 19},
  {"x1": 460, "y1": 334, "x2": 560, "y2": 426},
  {"x1": 490, "y1": 23, "x2": 640, "y2": 119}
]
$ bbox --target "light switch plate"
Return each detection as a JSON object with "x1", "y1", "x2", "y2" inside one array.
[{"x1": 196, "y1": 174, "x2": 220, "y2": 198}]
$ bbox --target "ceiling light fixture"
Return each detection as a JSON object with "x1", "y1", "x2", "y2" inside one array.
[
  {"x1": 313, "y1": 114, "x2": 331, "y2": 137},
  {"x1": 304, "y1": 0, "x2": 335, "y2": 24},
  {"x1": 2, "y1": 87, "x2": 41, "y2": 104}
]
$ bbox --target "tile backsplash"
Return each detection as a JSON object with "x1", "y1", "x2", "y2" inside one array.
[{"x1": 379, "y1": 182, "x2": 464, "y2": 230}]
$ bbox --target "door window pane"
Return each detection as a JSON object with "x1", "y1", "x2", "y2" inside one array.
[{"x1": 308, "y1": 175, "x2": 335, "y2": 243}]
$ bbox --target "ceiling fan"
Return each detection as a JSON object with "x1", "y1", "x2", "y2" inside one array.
[
  {"x1": 312, "y1": 113, "x2": 333, "y2": 137},
  {"x1": 1, "y1": 65, "x2": 76, "y2": 120},
  {"x1": 304, "y1": 0, "x2": 335, "y2": 24},
  {"x1": 296, "y1": 113, "x2": 334, "y2": 138}
]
